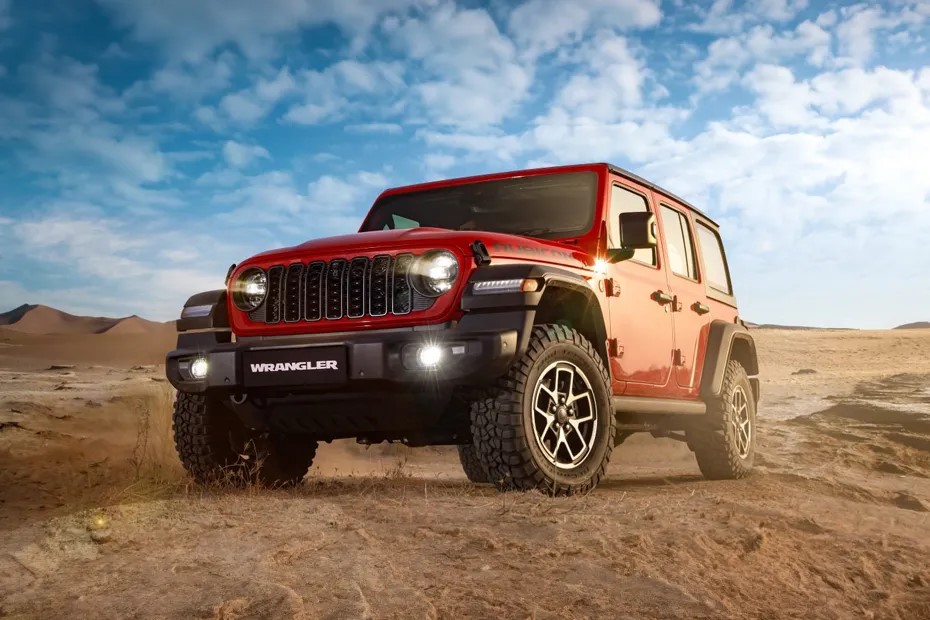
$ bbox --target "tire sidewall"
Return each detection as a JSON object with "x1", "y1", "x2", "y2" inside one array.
[
  {"x1": 723, "y1": 367, "x2": 756, "y2": 469},
  {"x1": 520, "y1": 338, "x2": 612, "y2": 486}
]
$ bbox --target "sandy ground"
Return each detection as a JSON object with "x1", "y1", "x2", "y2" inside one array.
[{"x1": 1, "y1": 329, "x2": 929, "y2": 619}]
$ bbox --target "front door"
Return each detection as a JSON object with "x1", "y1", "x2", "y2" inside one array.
[{"x1": 606, "y1": 180, "x2": 675, "y2": 397}]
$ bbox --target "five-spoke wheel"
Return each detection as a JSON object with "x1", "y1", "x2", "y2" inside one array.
[{"x1": 531, "y1": 361, "x2": 598, "y2": 469}]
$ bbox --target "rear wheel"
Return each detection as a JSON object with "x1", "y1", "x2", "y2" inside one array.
[
  {"x1": 687, "y1": 360, "x2": 756, "y2": 480},
  {"x1": 470, "y1": 324, "x2": 615, "y2": 496},
  {"x1": 172, "y1": 392, "x2": 316, "y2": 487}
]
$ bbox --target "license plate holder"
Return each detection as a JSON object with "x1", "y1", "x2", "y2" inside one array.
[{"x1": 242, "y1": 346, "x2": 347, "y2": 387}]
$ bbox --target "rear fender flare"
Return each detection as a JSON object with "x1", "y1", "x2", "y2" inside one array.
[{"x1": 700, "y1": 321, "x2": 759, "y2": 401}]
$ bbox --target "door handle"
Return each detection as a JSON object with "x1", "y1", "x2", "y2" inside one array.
[
  {"x1": 651, "y1": 290, "x2": 675, "y2": 305},
  {"x1": 691, "y1": 302, "x2": 710, "y2": 315}
]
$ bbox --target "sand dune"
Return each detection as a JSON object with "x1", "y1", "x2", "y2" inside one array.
[
  {"x1": 0, "y1": 304, "x2": 173, "y2": 336},
  {"x1": 0, "y1": 305, "x2": 176, "y2": 369}
]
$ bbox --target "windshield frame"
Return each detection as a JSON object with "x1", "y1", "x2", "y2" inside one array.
[{"x1": 359, "y1": 167, "x2": 604, "y2": 242}]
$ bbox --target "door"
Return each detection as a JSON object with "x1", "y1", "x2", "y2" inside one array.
[
  {"x1": 657, "y1": 202, "x2": 707, "y2": 394},
  {"x1": 606, "y1": 181, "x2": 675, "y2": 397}
]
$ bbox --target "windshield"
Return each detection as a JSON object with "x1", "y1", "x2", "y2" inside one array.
[{"x1": 361, "y1": 171, "x2": 597, "y2": 240}]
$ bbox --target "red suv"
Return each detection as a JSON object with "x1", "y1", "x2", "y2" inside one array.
[{"x1": 167, "y1": 163, "x2": 759, "y2": 495}]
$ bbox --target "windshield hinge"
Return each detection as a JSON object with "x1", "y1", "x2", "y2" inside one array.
[{"x1": 471, "y1": 240, "x2": 491, "y2": 266}]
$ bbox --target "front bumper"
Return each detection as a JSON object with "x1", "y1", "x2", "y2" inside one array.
[{"x1": 165, "y1": 323, "x2": 518, "y2": 394}]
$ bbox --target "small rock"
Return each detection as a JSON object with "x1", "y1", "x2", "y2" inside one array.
[
  {"x1": 48, "y1": 364, "x2": 76, "y2": 370},
  {"x1": 480, "y1": 564, "x2": 491, "y2": 571},
  {"x1": 792, "y1": 368, "x2": 817, "y2": 375},
  {"x1": 90, "y1": 529, "x2": 112, "y2": 544}
]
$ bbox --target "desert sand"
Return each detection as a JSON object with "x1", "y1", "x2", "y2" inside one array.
[{"x1": 1, "y1": 323, "x2": 929, "y2": 619}]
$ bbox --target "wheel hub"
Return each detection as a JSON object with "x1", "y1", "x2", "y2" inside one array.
[{"x1": 531, "y1": 360, "x2": 598, "y2": 470}]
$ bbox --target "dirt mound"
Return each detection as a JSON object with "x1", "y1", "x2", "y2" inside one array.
[
  {"x1": 896, "y1": 321, "x2": 930, "y2": 329},
  {"x1": 790, "y1": 373, "x2": 930, "y2": 479},
  {"x1": 100, "y1": 316, "x2": 174, "y2": 336}
]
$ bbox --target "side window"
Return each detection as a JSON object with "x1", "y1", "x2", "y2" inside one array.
[
  {"x1": 696, "y1": 223, "x2": 732, "y2": 295},
  {"x1": 659, "y1": 205, "x2": 697, "y2": 280},
  {"x1": 609, "y1": 184, "x2": 656, "y2": 266}
]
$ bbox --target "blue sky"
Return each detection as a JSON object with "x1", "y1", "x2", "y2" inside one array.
[{"x1": 1, "y1": 0, "x2": 929, "y2": 328}]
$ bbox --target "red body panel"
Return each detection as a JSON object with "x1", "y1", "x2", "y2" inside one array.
[
  {"x1": 227, "y1": 162, "x2": 739, "y2": 404},
  {"x1": 228, "y1": 227, "x2": 598, "y2": 338}
]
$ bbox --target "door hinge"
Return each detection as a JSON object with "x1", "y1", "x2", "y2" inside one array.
[
  {"x1": 673, "y1": 349, "x2": 686, "y2": 366},
  {"x1": 608, "y1": 338, "x2": 624, "y2": 358}
]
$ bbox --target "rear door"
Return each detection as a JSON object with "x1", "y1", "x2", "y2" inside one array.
[
  {"x1": 656, "y1": 201, "x2": 707, "y2": 394},
  {"x1": 606, "y1": 179, "x2": 675, "y2": 397}
]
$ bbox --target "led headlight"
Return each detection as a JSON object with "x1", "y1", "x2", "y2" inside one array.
[
  {"x1": 232, "y1": 267, "x2": 268, "y2": 311},
  {"x1": 412, "y1": 250, "x2": 459, "y2": 297}
]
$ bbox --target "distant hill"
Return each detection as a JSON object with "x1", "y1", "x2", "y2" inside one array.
[
  {"x1": 745, "y1": 322, "x2": 852, "y2": 331},
  {"x1": 0, "y1": 304, "x2": 173, "y2": 335},
  {"x1": 894, "y1": 321, "x2": 930, "y2": 330}
]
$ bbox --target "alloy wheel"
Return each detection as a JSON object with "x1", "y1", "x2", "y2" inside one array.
[{"x1": 531, "y1": 361, "x2": 598, "y2": 469}]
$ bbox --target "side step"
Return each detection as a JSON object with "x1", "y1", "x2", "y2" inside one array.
[{"x1": 612, "y1": 396, "x2": 706, "y2": 416}]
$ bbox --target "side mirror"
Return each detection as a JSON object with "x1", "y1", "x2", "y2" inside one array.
[{"x1": 606, "y1": 212, "x2": 658, "y2": 263}]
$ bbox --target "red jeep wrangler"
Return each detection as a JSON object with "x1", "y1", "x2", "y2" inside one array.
[{"x1": 167, "y1": 163, "x2": 759, "y2": 495}]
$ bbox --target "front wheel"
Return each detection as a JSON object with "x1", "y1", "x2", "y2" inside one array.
[
  {"x1": 172, "y1": 392, "x2": 317, "y2": 487},
  {"x1": 457, "y1": 444, "x2": 489, "y2": 483},
  {"x1": 469, "y1": 325, "x2": 615, "y2": 496}
]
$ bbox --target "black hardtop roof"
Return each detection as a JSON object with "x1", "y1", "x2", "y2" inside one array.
[{"x1": 602, "y1": 162, "x2": 718, "y2": 227}]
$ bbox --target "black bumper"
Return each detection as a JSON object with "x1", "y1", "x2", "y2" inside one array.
[{"x1": 165, "y1": 323, "x2": 519, "y2": 394}]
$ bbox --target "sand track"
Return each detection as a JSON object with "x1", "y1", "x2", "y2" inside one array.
[{"x1": 1, "y1": 329, "x2": 929, "y2": 619}]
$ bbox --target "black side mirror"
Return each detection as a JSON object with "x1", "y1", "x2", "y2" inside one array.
[{"x1": 606, "y1": 212, "x2": 658, "y2": 263}]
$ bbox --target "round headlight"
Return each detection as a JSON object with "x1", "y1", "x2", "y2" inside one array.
[
  {"x1": 232, "y1": 268, "x2": 268, "y2": 311},
  {"x1": 412, "y1": 250, "x2": 459, "y2": 297}
]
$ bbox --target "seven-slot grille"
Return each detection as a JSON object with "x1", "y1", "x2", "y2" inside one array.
[{"x1": 247, "y1": 254, "x2": 435, "y2": 324}]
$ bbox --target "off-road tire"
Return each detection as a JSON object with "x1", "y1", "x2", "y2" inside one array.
[
  {"x1": 687, "y1": 360, "x2": 756, "y2": 480},
  {"x1": 172, "y1": 392, "x2": 316, "y2": 487},
  {"x1": 470, "y1": 324, "x2": 615, "y2": 496},
  {"x1": 456, "y1": 444, "x2": 489, "y2": 483}
]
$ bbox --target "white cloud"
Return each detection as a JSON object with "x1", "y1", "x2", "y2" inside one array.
[
  {"x1": 283, "y1": 60, "x2": 405, "y2": 125},
  {"x1": 94, "y1": 0, "x2": 424, "y2": 62},
  {"x1": 6, "y1": 212, "x2": 231, "y2": 319},
  {"x1": 0, "y1": 0, "x2": 11, "y2": 31},
  {"x1": 345, "y1": 122, "x2": 404, "y2": 134},
  {"x1": 693, "y1": 20, "x2": 832, "y2": 95},
  {"x1": 137, "y1": 52, "x2": 236, "y2": 100},
  {"x1": 836, "y1": 5, "x2": 885, "y2": 64},
  {"x1": 210, "y1": 170, "x2": 388, "y2": 240},
  {"x1": 222, "y1": 140, "x2": 270, "y2": 168},
  {"x1": 507, "y1": 0, "x2": 661, "y2": 58},
  {"x1": 220, "y1": 67, "x2": 297, "y2": 124},
  {"x1": 689, "y1": 0, "x2": 809, "y2": 34},
  {"x1": 385, "y1": 3, "x2": 531, "y2": 127}
]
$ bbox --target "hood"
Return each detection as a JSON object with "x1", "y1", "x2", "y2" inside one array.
[{"x1": 242, "y1": 228, "x2": 593, "y2": 270}]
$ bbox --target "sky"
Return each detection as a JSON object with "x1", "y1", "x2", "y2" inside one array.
[{"x1": 0, "y1": 0, "x2": 929, "y2": 328}]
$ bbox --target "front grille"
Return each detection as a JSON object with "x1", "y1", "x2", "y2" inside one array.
[{"x1": 249, "y1": 254, "x2": 436, "y2": 325}]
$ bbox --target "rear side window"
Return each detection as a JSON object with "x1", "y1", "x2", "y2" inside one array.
[
  {"x1": 609, "y1": 184, "x2": 656, "y2": 266},
  {"x1": 696, "y1": 223, "x2": 732, "y2": 295},
  {"x1": 660, "y1": 205, "x2": 697, "y2": 280}
]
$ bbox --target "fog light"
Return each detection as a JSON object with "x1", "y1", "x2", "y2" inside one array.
[
  {"x1": 190, "y1": 357, "x2": 209, "y2": 380},
  {"x1": 417, "y1": 345, "x2": 443, "y2": 368}
]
